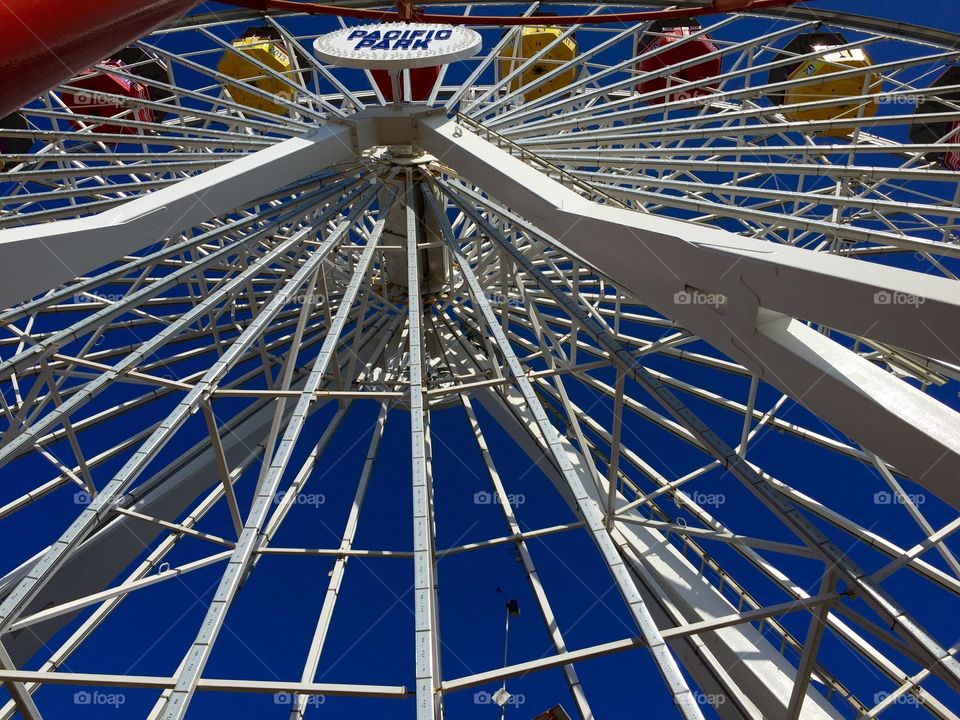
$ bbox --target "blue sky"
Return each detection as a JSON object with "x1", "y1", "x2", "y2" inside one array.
[{"x1": 3, "y1": 2, "x2": 960, "y2": 719}]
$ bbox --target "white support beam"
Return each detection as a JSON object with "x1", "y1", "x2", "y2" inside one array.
[
  {"x1": 0, "y1": 669, "x2": 407, "y2": 698},
  {"x1": 292, "y1": 404, "x2": 387, "y2": 720},
  {"x1": 418, "y1": 116, "x2": 960, "y2": 360},
  {"x1": 0, "y1": 197, "x2": 376, "y2": 650},
  {"x1": 427, "y1": 189, "x2": 706, "y2": 720},
  {"x1": 407, "y1": 178, "x2": 443, "y2": 720},
  {"x1": 156, "y1": 195, "x2": 393, "y2": 720},
  {"x1": 440, "y1": 180, "x2": 960, "y2": 689},
  {"x1": 417, "y1": 122, "x2": 960, "y2": 508},
  {"x1": 0, "y1": 123, "x2": 355, "y2": 307},
  {"x1": 437, "y1": 211, "x2": 844, "y2": 720},
  {"x1": 0, "y1": 642, "x2": 42, "y2": 720}
]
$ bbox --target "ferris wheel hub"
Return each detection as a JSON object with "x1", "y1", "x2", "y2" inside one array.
[{"x1": 369, "y1": 144, "x2": 436, "y2": 167}]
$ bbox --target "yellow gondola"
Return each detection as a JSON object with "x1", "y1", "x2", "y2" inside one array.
[
  {"x1": 497, "y1": 22, "x2": 578, "y2": 103},
  {"x1": 769, "y1": 33, "x2": 881, "y2": 138},
  {"x1": 217, "y1": 27, "x2": 300, "y2": 115}
]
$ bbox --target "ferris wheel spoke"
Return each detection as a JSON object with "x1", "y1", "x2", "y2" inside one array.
[
  {"x1": 564, "y1": 171, "x2": 960, "y2": 254},
  {"x1": 0, "y1": 182, "x2": 358, "y2": 391},
  {"x1": 0, "y1": 193, "x2": 377, "y2": 635},
  {"x1": 29, "y1": 96, "x2": 286, "y2": 144},
  {"x1": 157, "y1": 204, "x2": 390, "y2": 720},
  {"x1": 499, "y1": 44, "x2": 958, "y2": 140},
  {"x1": 574, "y1": 167, "x2": 960, "y2": 224},
  {"x1": 521, "y1": 111, "x2": 957, "y2": 151},
  {"x1": 437, "y1": 183, "x2": 960, "y2": 694},
  {"x1": 1, "y1": 150, "x2": 246, "y2": 190},
  {"x1": 456, "y1": 332, "x2": 841, "y2": 716},
  {"x1": 484, "y1": 15, "x2": 801, "y2": 129},
  {"x1": 0, "y1": 123, "x2": 355, "y2": 307},
  {"x1": 549, "y1": 153, "x2": 960, "y2": 189},
  {"x1": 136, "y1": 41, "x2": 321, "y2": 128},
  {"x1": 464, "y1": 10, "x2": 597, "y2": 116},
  {"x1": 405, "y1": 179, "x2": 444, "y2": 720},
  {"x1": 541, "y1": 83, "x2": 960, "y2": 144},
  {"x1": 3, "y1": 121, "x2": 272, "y2": 154},
  {"x1": 0, "y1": 172, "x2": 353, "y2": 226},
  {"x1": 428, "y1": 185, "x2": 708, "y2": 719}
]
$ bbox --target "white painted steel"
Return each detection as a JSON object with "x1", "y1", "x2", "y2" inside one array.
[{"x1": 0, "y1": 5, "x2": 959, "y2": 720}]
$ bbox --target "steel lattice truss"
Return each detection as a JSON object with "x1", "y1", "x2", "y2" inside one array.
[{"x1": 0, "y1": 3, "x2": 959, "y2": 719}]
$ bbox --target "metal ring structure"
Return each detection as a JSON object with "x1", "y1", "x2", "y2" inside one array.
[{"x1": 0, "y1": 2, "x2": 959, "y2": 719}]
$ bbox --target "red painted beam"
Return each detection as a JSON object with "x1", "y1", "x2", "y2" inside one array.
[
  {"x1": 220, "y1": 0, "x2": 804, "y2": 25},
  {"x1": 0, "y1": 0, "x2": 200, "y2": 118}
]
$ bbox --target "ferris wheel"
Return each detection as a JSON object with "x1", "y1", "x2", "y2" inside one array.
[{"x1": 0, "y1": 1, "x2": 959, "y2": 718}]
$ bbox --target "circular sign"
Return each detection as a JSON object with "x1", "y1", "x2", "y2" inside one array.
[{"x1": 313, "y1": 23, "x2": 482, "y2": 70}]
